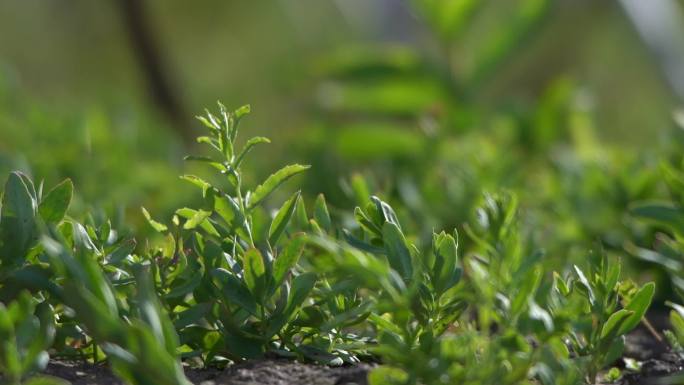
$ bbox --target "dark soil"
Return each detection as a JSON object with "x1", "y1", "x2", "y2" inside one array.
[
  {"x1": 601, "y1": 328, "x2": 684, "y2": 385},
  {"x1": 43, "y1": 359, "x2": 373, "y2": 385}
]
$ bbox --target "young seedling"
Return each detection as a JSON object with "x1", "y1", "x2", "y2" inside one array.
[
  {"x1": 142, "y1": 103, "x2": 329, "y2": 362},
  {"x1": 551, "y1": 251, "x2": 654, "y2": 383}
]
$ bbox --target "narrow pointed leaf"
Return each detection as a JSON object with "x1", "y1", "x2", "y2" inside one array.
[
  {"x1": 141, "y1": 207, "x2": 168, "y2": 233},
  {"x1": 313, "y1": 194, "x2": 332, "y2": 233},
  {"x1": 268, "y1": 191, "x2": 300, "y2": 246},
  {"x1": 248, "y1": 164, "x2": 310, "y2": 209}
]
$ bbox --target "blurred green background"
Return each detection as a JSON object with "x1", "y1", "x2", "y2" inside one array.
[{"x1": 0, "y1": 0, "x2": 682, "y2": 239}]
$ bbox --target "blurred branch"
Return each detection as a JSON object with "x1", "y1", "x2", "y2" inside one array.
[{"x1": 116, "y1": 0, "x2": 193, "y2": 142}]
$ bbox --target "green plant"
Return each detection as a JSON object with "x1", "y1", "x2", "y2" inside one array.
[
  {"x1": 142, "y1": 103, "x2": 343, "y2": 363},
  {"x1": 551, "y1": 252, "x2": 655, "y2": 383},
  {"x1": 42, "y1": 227, "x2": 191, "y2": 385}
]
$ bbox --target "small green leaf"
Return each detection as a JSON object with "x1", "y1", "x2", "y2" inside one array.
[
  {"x1": 235, "y1": 136, "x2": 271, "y2": 167},
  {"x1": 600, "y1": 309, "x2": 633, "y2": 340},
  {"x1": 268, "y1": 191, "x2": 300, "y2": 246},
  {"x1": 176, "y1": 208, "x2": 219, "y2": 236},
  {"x1": 180, "y1": 175, "x2": 212, "y2": 192},
  {"x1": 38, "y1": 178, "x2": 73, "y2": 223},
  {"x1": 372, "y1": 196, "x2": 400, "y2": 229},
  {"x1": 670, "y1": 309, "x2": 684, "y2": 340},
  {"x1": 180, "y1": 209, "x2": 212, "y2": 230},
  {"x1": 234, "y1": 104, "x2": 251, "y2": 119},
  {"x1": 273, "y1": 234, "x2": 306, "y2": 287},
  {"x1": 248, "y1": 164, "x2": 310, "y2": 209},
  {"x1": 553, "y1": 272, "x2": 570, "y2": 296},
  {"x1": 573, "y1": 265, "x2": 594, "y2": 304},
  {"x1": 141, "y1": 207, "x2": 168, "y2": 232},
  {"x1": 196, "y1": 115, "x2": 219, "y2": 130}
]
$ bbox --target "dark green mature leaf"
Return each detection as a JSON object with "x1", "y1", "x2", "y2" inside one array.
[
  {"x1": 268, "y1": 191, "x2": 300, "y2": 246},
  {"x1": 434, "y1": 300, "x2": 468, "y2": 335},
  {"x1": 343, "y1": 229, "x2": 385, "y2": 254},
  {"x1": 287, "y1": 272, "x2": 317, "y2": 315},
  {"x1": 133, "y1": 265, "x2": 180, "y2": 356},
  {"x1": 173, "y1": 303, "x2": 212, "y2": 330},
  {"x1": 355, "y1": 207, "x2": 382, "y2": 237},
  {"x1": 248, "y1": 164, "x2": 310, "y2": 209},
  {"x1": 106, "y1": 239, "x2": 137, "y2": 265},
  {"x1": 382, "y1": 222, "x2": 413, "y2": 280},
  {"x1": 313, "y1": 194, "x2": 332, "y2": 233},
  {"x1": 243, "y1": 248, "x2": 266, "y2": 298},
  {"x1": 511, "y1": 267, "x2": 542, "y2": 317},
  {"x1": 618, "y1": 282, "x2": 655, "y2": 335},
  {"x1": 38, "y1": 178, "x2": 73, "y2": 223},
  {"x1": 1, "y1": 172, "x2": 37, "y2": 266},
  {"x1": 211, "y1": 268, "x2": 257, "y2": 316}
]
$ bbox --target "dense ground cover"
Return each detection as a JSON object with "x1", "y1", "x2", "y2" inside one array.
[{"x1": 1, "y1": 102, "x2": 683, "y2": 385}]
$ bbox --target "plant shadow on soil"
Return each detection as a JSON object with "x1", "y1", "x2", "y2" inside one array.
[{"x1": 43, "y1": 359, "x2": 373, "y2": 385}]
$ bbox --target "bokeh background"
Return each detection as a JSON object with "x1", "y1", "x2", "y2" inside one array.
[{"x1": 1, "y1": 0, "x2": 683, "y2": 250}]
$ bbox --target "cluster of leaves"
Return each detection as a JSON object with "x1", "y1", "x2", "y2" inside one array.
[
  {"x1": 0, "y1": 170, "x2": 189, "y2": 384},
  {"x1": 307, "y1": 190, "x2": 655, "y2": 385}
]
